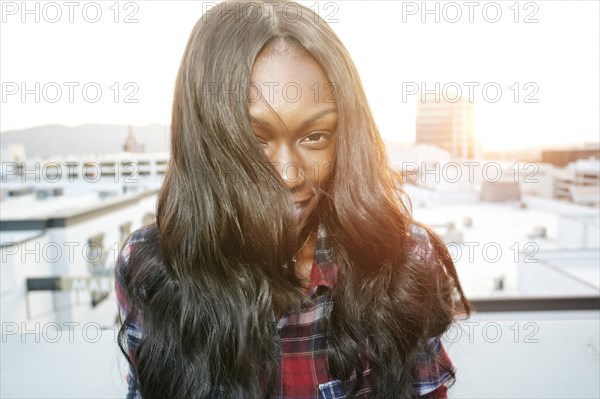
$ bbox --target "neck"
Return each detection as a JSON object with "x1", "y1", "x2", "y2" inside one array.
[{"x1": 294, "y1": 231, "x2": 317, "y2": 285}]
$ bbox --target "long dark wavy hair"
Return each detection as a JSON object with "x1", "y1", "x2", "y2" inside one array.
[{"x1": 117, "y1": 1, "x2": 472, "y2": 398}]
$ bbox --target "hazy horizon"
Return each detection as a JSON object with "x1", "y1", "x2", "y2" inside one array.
[{"x1": 1, "y1": 1, "x2": 598, "y2": 151}]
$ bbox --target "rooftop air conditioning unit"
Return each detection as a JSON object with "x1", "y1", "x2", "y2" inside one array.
[
  {"x1": 444, "y1": 221, "x2": 464, "y2": 245},
  {"x1": 528, "y1": 226, "x2": 547, "y2": 239}
]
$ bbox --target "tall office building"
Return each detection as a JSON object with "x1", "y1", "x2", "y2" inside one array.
[{"x1": 415, "y1": 98, "x2": 479, "y2": 159}]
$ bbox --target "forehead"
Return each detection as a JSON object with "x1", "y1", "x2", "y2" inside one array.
[{"x1": 248, "y1": 43, "x2": 336, "y2": 118}]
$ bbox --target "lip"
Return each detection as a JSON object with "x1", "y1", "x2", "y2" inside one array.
[
  {"x1": 294, "y1": 198, "x2": 311, "y2": 208},
  {"x1": 293, "y1": 196, "x2": 313, "y2": 219}
]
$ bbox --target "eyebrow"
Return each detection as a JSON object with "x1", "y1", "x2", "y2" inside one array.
[{"x1": 250, "y1": 108, "x2": 337, "y2": 132}]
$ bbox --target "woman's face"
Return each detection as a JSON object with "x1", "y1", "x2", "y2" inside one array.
[{"x1": 248, "y1": 42, "x2": 338, "y2": 230}]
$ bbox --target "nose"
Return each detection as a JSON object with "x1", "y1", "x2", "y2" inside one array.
[{"x1": 270, "y1": 143, "x2": 305, "y2": 191}]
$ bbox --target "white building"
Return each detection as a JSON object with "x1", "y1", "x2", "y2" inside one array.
[
  {"x1": 1, "y1": 149, "x2": 599, "y2": 398},
  {"x1": 554, "y1": 157, "x2": 600, "y2": 206},
  {"x1": 385, "y1": 142, "x2": 599, "y2": 208},
  {"x1": 1, "y1": 152, "x2": 168, "y2": 201},
  {"x1": 1, "y1": 188, "x2": 159, "y2": 326}
]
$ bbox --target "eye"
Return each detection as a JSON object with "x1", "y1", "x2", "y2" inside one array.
[
  {"x1": 300, "y1": 131, "x2": 331, "y2": 147},
  {"x1": 254, "y1": 134, "x2": 269, "y2": 147}
]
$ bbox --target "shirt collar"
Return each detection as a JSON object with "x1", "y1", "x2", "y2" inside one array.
[{"x1": 305, "y1": 223, "x2": 337, "y2": 295}]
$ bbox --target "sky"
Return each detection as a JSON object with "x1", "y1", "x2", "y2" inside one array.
[{"x1": 1, "y1": 0, "x2": 598, "y2": 151}]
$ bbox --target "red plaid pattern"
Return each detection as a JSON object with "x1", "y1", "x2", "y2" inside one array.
[{"x1": 116, "y1": 224, "x2": 455, "y2": 398}]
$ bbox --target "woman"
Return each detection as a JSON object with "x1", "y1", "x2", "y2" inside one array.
[{"x1": 115, "y1": 1, "x2": 472, "y2": 398}]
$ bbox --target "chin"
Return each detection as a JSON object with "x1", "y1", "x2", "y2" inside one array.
[{"x1": 298, "y1": 207, "x2": 319, "y2": 232}]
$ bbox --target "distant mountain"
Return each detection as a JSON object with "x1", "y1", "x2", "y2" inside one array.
[{"x1": 0, "y1": 124, "x2": 170, "y2": 159}]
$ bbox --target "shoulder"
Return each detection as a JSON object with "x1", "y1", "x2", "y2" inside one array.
[
  {"x1": 123, "y1": 223, "x2": 158, "y2": 255},
  {"x1": 409, "y1": 223, "x2": 432, "y2": 246},
  {"x1": 115, "y1": 224, "x2": 160, "y2": 332},
  {"x1": 115, "y1": 223, "x2": 159, "y2": 296},
  {"x1": 407, "y1": 222, "x2": 436, "y2": 266},
  {"x1": 117, "y1": 224, "x2": 158, "y2": 269},
  {"x1": 413, "y1": 336, "x2": 456, "y2": 397}
]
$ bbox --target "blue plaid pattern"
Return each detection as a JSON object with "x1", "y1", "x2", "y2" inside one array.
[{"x1": 116, "y1": 223, "x2": 455, "y2": 398}]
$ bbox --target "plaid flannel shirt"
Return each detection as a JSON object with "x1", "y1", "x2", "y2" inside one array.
[{"x1": 115, "y1": 224, "x2": 455, "y2": 398}]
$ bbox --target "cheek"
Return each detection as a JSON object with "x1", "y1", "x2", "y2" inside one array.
[{"x1": 311, "y1": 150, "x2": 336, "y2": 187}]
